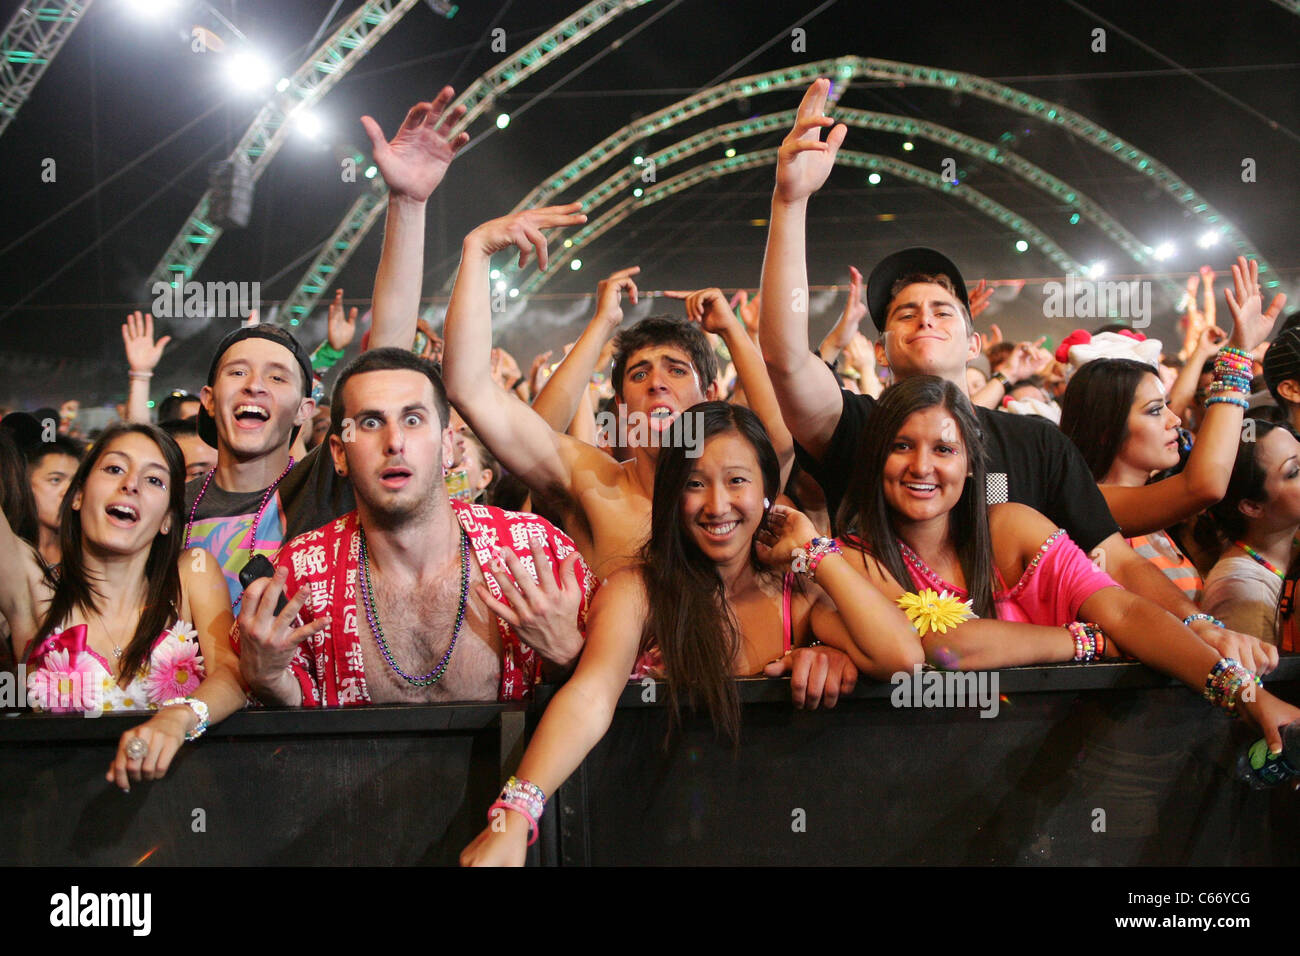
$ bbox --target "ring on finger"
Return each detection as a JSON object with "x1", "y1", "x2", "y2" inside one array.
[{"x1": 125, "y1": 736, "x2": 149, "y2": 760}]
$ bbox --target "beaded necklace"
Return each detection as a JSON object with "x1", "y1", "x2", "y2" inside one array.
[
  {"x1": 358, "y1": 523, "x2": 469, "y2": 686},
  {"x1": 1233, "y1": 540, "x2": 1285, "y2": 579},
  {"x1": 183, "y1": 457, "x2": 295, "y2": 551}
]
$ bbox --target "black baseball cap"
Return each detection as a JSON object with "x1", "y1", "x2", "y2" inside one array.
[
  {"x1": 866, "y1": 247, "x2": 971, "y2": 334},
  {"x1": 198, "y1": 325, "x2": 314, "y2": 448}
]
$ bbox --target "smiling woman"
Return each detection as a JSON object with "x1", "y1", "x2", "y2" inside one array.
[{"x1": 0, "y1": 423, "x2": 246, "y2": 792}]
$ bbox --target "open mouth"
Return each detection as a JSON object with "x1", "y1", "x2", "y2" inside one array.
[
  {"x1": 901, "y1": 481, "x2": 939, "y2": 496},
  {"x1": 379, "y1": 465, "x2": 413, "y2": 487},
  {"x1": 648, "y1": 405, "x2": 676, "y2": 429},
  {"x1": 233, "y1": 404, "x2": 271, "y2": 427},
  {"x1": 105, "y1": 503, "x2": 140, "y2": 526}
]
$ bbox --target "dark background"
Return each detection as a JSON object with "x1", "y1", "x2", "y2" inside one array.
[{"x1": 0, "y1": 0, "x2": 1296, "y2": 409}]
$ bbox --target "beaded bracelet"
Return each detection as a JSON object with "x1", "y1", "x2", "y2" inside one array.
[
  {"x1": 489, "y1": 775, "x2": 546, "y2": 846},
  {"x1": 160, "y1": 696, "x2": 210, "y2": 741},
  {"x1": 791, "y1": 537, "x2": 841, "y2": 577},
  {"x1": 1066, "y1": 622, "x2": 1104, "y2": 662},
  {"x1": 1205, "y1": 395, "x2": 1249, "y2": 410},
  {"x1": 1202, "y1": 657, "x2": 1261, "y2": 716},
  {"x1": 1182, "y1": 613, "x2": 1224, "y2": 629}
]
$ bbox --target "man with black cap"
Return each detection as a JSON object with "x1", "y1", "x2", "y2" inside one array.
[
  {"x1": 757, "y1": 79, "x2": 1276, "y2": 674},
  {"x1": 185, "y1": 85, "x2": 470, "y2": 602}
]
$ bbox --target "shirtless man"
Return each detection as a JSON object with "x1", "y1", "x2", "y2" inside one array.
[{"x1": 235, "y1": 349, "x2": 593, "y2": 705}]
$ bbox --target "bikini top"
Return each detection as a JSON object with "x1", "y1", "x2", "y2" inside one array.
[{"x1": 25, "y1": 620, "x2": 206, "y2": 714}]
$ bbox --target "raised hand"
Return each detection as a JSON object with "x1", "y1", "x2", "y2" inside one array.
[
  {"x1": 843, "y1": 331, "x2": 876, "y2": 375},
  {"x1": 968, "y1": 279, "x2": 995, "y2": 320},
  {"x1": 465, "y1": 204, "x2": 587, "y2": 271},
  {"x1": 361, "y1": 86, "x2": 470, "y2": 204},
  {"x1": 327, "y1": 289, "x2": 359, "y2": 351},
  {"x1": 592, "y1": 267, "x2": 640, "y2": 331},
  {"x1": 121, "y1": 311, "x2": 170, "y2": 373},
  {"x1": 664, "y1": 287, "x2": 739, "y2": 335},
  {"x1": 490, "y1": 346, "x2": 522, "y2": 390},
  {"x1": 1224, "y1": 255, "x2": 1287, "y2": 354},
  {"x1": 986, "y1": 323, "x2": 1004, "y2": 347},
  {"x1": 774, "y1": 78, "x2": 847, "y2": 205},
  {"x1": 528, "y1": 349, "x2": 554, "y2": 392},
  {"x1": 477, "y1": 536, "x2": 585, "y2": 670}
]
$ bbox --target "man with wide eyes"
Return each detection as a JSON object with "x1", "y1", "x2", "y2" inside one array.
[{"x1": 234, "y1": 349, "x2": 595, "y2": 705}]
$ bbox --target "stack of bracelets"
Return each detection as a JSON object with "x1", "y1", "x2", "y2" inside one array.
[
  {"x1": 791, "y1": 537, "x2": 841, "y2": 577},
  {"x1": 1066, "y1": 621, "x2": 1106, "y2": 661},
  {"x1": 1205, "y1": 346, "x2": 1253, "y2": 410},
  {"x1": 490, "y1": 775, "x2": 546, "y2": 846},
  {"x1": 1203, "y1": 657, "x2": 1262, "y2": 716}
]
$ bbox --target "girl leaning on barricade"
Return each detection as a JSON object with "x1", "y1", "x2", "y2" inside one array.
[
  {"x1": 461, "y1": 401, "x2": 924, "y2": 866},
  {"x1": 820, "y1": 374, "x2": 1294, "y2": 739},
  {"x1": 0, "y1": 421, "x2": 245, "y2": 791}
]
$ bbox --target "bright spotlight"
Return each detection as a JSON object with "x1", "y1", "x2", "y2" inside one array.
[
  {"x1": 1014, "y1": 239, "x2": 1029, "y2": 253},
  {"x1": 901, "y1": 141, "x2": 914, "y2": 151},
  {"x1": 570, "y1": 259, "x2": 582, "y2": 271},
  {"x1": 1087, "y1": 261, "x2": 1106, "y2": 279},
  {"x1": 1153, "y1": 241, "x2": 1176, "y2": 261},
  {"x1": 867, "y1": 172, "x2": 882, "y2": 185},
  {"x1": 364, "y1": 165, "x2": 378, "y2": 179},
  {"x1": 1197, "y1": 230, "x2": 1221, "y2": 249},
  {"x1": 275, "y1": 77, "x2": 291, "y2": 93},
  {"x1": 494, "y1": 280, "x2": 507, "y2": 292},
  {"x1": 225, "y1": 50, "x2": 273, "y2": 93},
  {"x1": 562, "y1": 239, "x2": 573, "y2": 248},
  {"x1": 489, "y1": 269, "x2": 501, "y2": 280},
  {"x1": 508, "y1": 288, "x2": 519, "y2": 298},
  {"x1": 295, "y1": 110, "x2": 324, "y2": 139},
  {"x1": 495, "y1": 113, "x2": 510, "y2": 129},
  {"x1": 123, "y1": 0, "x2": 179, "y2": 16},
  {"x1": 724, "y1": 147, "x2": 736, "y2": 158},
  {"x1": 633, "y1": 187, "x2": 643, "y2": 198},
  {"x1": 632, "y1": 155, "x2": 643, "y2": 166}
]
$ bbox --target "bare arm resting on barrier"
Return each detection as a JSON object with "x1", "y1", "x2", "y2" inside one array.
[{"x1": 460, "y1": 567, "x2": 646, "y2": 867}]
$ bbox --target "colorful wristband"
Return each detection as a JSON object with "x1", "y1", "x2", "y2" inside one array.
[{"x1": 160, "y1": 696, "x2": 210, "y2": 741}]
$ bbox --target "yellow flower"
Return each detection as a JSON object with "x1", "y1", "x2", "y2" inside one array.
[{"x1": 896, "y1": 588, "x2": 975, "y2": 636}]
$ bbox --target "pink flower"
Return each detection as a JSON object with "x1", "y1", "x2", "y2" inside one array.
[
  {"x1": 26, "y1": 648, "x2": 101, "y2": 713},
  {"x1": 144, "y1": 625, "x2": 206, "y2": 703}
]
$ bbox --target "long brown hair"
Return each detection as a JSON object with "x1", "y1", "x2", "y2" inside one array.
[
  {"x1": 837, "y1": 376, "x2": 997, "y2": 618},
  {"x1": 29, "y1": 423, "x2": 186, "y2": 682},
  {"x1": 641, "y1": 402, "x2": 780, "y2": 744}
]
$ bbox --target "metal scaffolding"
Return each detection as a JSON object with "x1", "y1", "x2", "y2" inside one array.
[{"x1": 0, "y1": 0, "x2": 95, "y2": 138}]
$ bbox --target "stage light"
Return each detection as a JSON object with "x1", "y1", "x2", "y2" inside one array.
[
  {"x1": 1198, "y1": 230, "x2": 1221, "y2": 249},
  {"x1": 632, "y1": 155, "x2": 643, "y2": 166},
  {"x1": 123, "y1": 0, "x2": 179, "y2": 16},
  {"x1": 570, "y1": 259, "x2": 582, "y2": 271},
  {"x1": 1153, "y1": 241, "x2": 1176, "y2": 261},
  {"x1": 495, "y1": 113, "x2": 510, "y2": 129},
  {"x1": 295, "y1": 110, "x2": 324, "y2": 139},
  {"x1": 489, "y1": 269, "x2": 501, "y2": 280},
  {"x1": 364, "y1": 165, "x2": 377, "y2": 179},
  {"x1": 509, "y1": 288, "x2": 519, "y2": 298},
  {"x1": 225, "y1": 50, "x2": 273, "y2": 93},
  {"x1": 1068, "y1": 213, "x2": 1080, "y2": 225},
  {"x1": 1014, "y1": 240, "x2": 1029, "y2": 253},
  {"x1": 495, "y1": 280, "x2": 507, "y2": 292},
  {"x1": 275, "y1": 77, "x2": 291, "y2": 93},
  {"x1": 1087, "y1": 261, "x2": 1106, "y2": 279},
  {"x1": 867, "y1": 173, "x2": 881, "y2": 185},
  {"x1": 902, "y1": 141, "x2": 914, "y2": 151},
  {"x1": 563, "y1": 239, "x2": 573, "y2": 248},
  {"x1": 633, "y1": 187, "x2": 643, "y2": 197},
  {"x1": 724, "y1": 147, "x2": 736, "y2": 158}
]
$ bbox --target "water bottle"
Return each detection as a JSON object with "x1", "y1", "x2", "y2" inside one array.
[{"x1": 1237, "y1": 721, "x2": 1300, "y2": 788}]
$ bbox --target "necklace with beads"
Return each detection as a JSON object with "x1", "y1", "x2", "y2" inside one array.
[
  {"x1": 1233, "y1": 539, "x2": 1287, "y2": 579},
  {"x1": 183, "y1": 456, "x2": 295, "y2": 550},
  {"x1": 358, "y1": 523, "x2": 469, "y2": 686}
]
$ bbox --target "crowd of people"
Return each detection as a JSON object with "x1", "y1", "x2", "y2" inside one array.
[{"x1": 0, "y1": 79, "x2": 1296, "y2": 865}]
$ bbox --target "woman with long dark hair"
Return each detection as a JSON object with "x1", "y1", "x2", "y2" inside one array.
[
  {"x1": 1059, "y1": 258, "x2": 1283, "y2": 597},
  {"x1": 832, "y1": 375, "x2": 1296, "y2": 726},
  {"x1": 461, "y1": 401, "x2": 921, "y2": 865},
  {"x1": 0, "y1": 422, "x2": 245, "y2": 790},
  {"x1": 1195, "y1": 419, "x2": 1300, "y2": 645}
]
